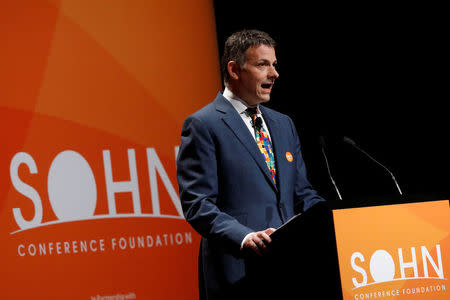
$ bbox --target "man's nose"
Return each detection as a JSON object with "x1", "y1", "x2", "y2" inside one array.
[{"x1": 269, "y1": 65, "x2": 279, "y2": 79}]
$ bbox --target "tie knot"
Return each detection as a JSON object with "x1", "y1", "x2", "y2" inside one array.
[
  {"x1": 246, "y1": 107, "x2": 258, "y2": 118},
  {"x1": 246, "y1": 107, "x2": 262, "y2": 130}
]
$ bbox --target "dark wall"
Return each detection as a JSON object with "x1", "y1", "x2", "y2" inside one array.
[{"x1": 213, "y1": 2, "x2": 448, "y2": 206}]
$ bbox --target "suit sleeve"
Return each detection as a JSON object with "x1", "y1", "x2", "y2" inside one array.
[
  {"x1": 176, "y1": 116, "x2": 254, "y2": 252},
  {"x1": 288, "y1": 117, "x2": 325, "y2": 213}
]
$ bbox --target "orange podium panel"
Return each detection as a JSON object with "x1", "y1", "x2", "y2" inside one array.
[{"x1": 333, "y1": 200, "x2": 450, "y2": 300}]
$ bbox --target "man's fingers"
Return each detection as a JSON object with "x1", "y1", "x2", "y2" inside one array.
[
  {"x1": 243, "y1": 229, "x2": 276, "y2": 256},
  {"x1": 258, "y1": 232, "x2": 272, "y2": 244},
  {"x1": 254, "y1": 231, "x2": 272, "y2": 251},
  {"x1": 243, "y1": 234, "x2": 263, "y2": 256},
  {"x1": 249, "y1": 240, "x2": 262, "y2": 256},
  {"x1": 255, "y1": 237, "x2": 267, "y2": 251},
  {"x1": 265, "y1": 227, "x2": 276, "y2": 235}
]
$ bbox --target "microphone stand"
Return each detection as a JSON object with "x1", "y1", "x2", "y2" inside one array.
[
  {"x1": 319, "y1": 136, "x2": 343, "y2": 200},
  {"x1": 343, "y1": 136, "x2": 403, "y2": 196}
]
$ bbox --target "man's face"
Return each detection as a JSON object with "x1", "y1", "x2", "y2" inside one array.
[{"x1": 235, "y1": 45, "x2": 279, "y2": 106}]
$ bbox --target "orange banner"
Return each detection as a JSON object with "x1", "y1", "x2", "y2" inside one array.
[
  {"x1": 333, "y1": 200, "x2": 450, "y2": 300},
  {"x1": 0, "y1": 1, "x2": 221, "y2": 299}
]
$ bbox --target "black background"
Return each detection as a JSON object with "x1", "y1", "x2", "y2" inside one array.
[{"x1": 213, "y1": 1, "x2": 448, "y2": 206}]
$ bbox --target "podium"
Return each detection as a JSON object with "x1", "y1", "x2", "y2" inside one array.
[
  {"x1": 245, "y1": 199, "x2": 450, "y2": 300},
  {"x1": 245, "y1": 201, "x2": 342, "y2": 299}
]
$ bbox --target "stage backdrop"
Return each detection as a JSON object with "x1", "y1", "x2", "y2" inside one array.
[{"x1": 0, "y1": 1, "x2": 221, "y2": 299}]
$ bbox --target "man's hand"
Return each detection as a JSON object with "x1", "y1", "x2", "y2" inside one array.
[{"x1": 242, "y1": 228, "x2": 276, "y2": 256}]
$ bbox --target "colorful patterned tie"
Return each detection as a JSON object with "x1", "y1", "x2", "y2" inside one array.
[{"x1": 246, "y1": 107, "x2": 276, "y2": 184}]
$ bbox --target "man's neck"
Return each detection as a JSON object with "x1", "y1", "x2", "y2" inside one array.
[{"x1": 223, "y1": 86, "x2": 257, "y2": 108}]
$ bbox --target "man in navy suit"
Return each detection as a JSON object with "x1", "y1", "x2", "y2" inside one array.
[{"x1": 177, "y1": 29, "x2": 325, "y2": 299}]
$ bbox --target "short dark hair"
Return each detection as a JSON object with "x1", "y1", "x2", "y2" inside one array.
[{"x1": 221, "y1": 29, "x2": 276, "y2": 84}]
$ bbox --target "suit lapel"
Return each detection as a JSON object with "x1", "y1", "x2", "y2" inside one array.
[{"x1": 215, "y1": 95, "x2": 278, "y2": 191}]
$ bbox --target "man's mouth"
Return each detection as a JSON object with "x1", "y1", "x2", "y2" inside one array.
[{"x1": 261, "y1": 83, "x2": 273, "y2": 89}]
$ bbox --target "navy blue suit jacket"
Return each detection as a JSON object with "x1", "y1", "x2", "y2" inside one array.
[{"x1": 176, "y1": 92, "x2": 324, "y2": 299}]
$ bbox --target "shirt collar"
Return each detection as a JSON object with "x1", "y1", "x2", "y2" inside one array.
[{"x1": 223, "y1": 87, "x2": 259, "y2": 115}]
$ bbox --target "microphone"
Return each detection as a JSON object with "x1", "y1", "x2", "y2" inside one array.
[
  {"x1": 319, "y1": 136, "x2": 343, "y2": 200},
  {"x1": 252, "y1": 116, "x2": 263, "y2": 130},
  {"x1": 343, "y1": 136, "x2": 403, "y2": 196}
]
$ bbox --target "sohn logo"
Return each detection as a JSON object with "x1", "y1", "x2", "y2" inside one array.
[
  {"x1": 349, "y1": 245, "x2": 447, "y2": 299},
  {"x1": 9, "y1": 147, "x2": 183, "y2": 234},
  {"x1": 351, "y1": 245, "x2": 446, "y2": 287}
]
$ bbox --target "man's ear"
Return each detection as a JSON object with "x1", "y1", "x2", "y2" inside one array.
[{"x1": 227, "y1": 61, "x2": 240, "y2": 80}]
